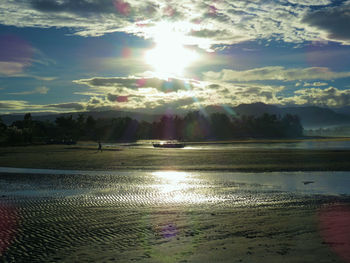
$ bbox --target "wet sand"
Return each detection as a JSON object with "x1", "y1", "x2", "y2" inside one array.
[
  {"x1": 1, "y1": 143, "x2": 350, "y2": 262},
  {"x1": 1, "y1": 198, "x2": 347, "y2": 263},
  {"x1": 1, "y1": 170, "x2": 350, "y2": 262},
  {"x1": 1, "y1": 144, "x2": 350, "y2": 172}
]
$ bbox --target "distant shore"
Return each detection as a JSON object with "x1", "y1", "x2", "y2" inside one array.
[{"x1": 1, "y1": 139, "x2": 350, "y2": 172}]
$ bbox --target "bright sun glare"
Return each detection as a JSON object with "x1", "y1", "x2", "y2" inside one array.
[{"x1": 144, "y1": 24, "x2": 199, "y2": 77}]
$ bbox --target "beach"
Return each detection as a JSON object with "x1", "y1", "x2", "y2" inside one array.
[
  {"x1": 1, "y1": 141, "x2": 350, "y2": 262},
  {"x1": 2, "y1": 195, "x2": 347, "y2": 263},
  {"x1": 1, "y1": 141, "x2": 350, "y2": 172}
]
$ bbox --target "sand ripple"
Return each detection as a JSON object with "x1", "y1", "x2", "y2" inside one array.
[{"x1": 0, "y1": 170, "x2": 349, "y2": 262}]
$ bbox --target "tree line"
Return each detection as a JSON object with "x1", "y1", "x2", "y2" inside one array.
[{"x1": 0, "y1": 111, "x2": 303, "y2": 145}]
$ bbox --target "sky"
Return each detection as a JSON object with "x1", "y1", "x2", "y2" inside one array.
[{"x1": 1, "y1": 0, "x2": 350, "y2": 115}]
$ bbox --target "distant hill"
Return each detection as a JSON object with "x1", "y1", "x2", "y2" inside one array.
[
  {"x1": 2, "y1": 102, "x2": 350, "y2": 128},
  {"x1": 280, "y1": 106, "x2": 350, "y2": 128},
  {"x1": 0, "y1": 110, "x2": 162, "y2": 125},
  {"x1": 234, "y1": 103, "x2": 281, "y2": 116},
  {"x1": 333, "y1": 106, "x2": 350, "y2": 115}
]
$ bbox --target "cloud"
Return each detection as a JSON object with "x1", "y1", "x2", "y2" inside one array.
[
  {"x1": 0, "y1": 35, "x2": 35, "y2": 75},
  {"x1": 8, "y1": 86, "x2": 49, "y2": 95},
  {"x1": 303, "y1": 81, "x2": 328, "y2": 87},
  {"x1": 73, "y1": 74, "x2": 204, "y2": 111},
  {"x1": 107, "y1": 94, "x2": 129, "y2": 103},
  {"x1": 0, "y1": 62, "x2": 29, "y2": 76},
  {"x1": 204, "y1": 66, "x2": 350, "y2": 82},
  {"x1": 0, "y1": 100, "x2": 44, "y2": 112},
  {"x1": 78, "y1": 73, "x2": 350, "y2": 111},
  {"x1": 288, "y1": 0, "x2": 331, "y2": 6},
  {"x1": 1, "y1": 82, "x2": 348, "y2": 114},
  {"x1": 302, "y1": 1, "x2": 350, "y2": 44},
  {"x1": 73, "y1": 91, "x2": 104, "y2": 96},
  {"x1": 74, "y1": 75, "x2": 198, "y2": 93},
  {"x1": 0, "y1": 35, "x2": 54, "y2": 76},
  {"x1": 46, "y1": 102, "x2": 85, "y2": 111},
  {"x1": 30, "y1": 0, "x2": 118, "y2": 14},
  {"x1": 198, "y1": 83, "x2": 285, "y2": 107},
  {"x1": 0, "y1": 0, "x2": 348, "y2": 49},
  {"x1": 5, "y1": 74, "x2": 57, "y2": 81},
  {"x1": 0, "y1": 100, "x2": 83, "y2": 113},
  {"x1": 283, "y1": 87, "x2": 350, "y2": 107},
  {"x1": 0, "y1": 100, "x2": 28, "y2": 109}
]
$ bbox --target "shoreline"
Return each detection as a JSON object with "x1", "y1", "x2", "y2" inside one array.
[{"x1": 1, "y1": 166, "x2": 350, "y2": 173}]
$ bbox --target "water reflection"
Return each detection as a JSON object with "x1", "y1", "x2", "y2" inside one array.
[
  {"x1": 1, "y1": 167, "x2": 350, "y2": 205},
  {"x1": 152, "y1": 171, "x2": 194, "y2": 193},
  {"x1": 151, "y1": 171, "x2": 222, "y2": 204},
  {"x1": 2, "y1": 167, "x2": 350, "y2": 262}
]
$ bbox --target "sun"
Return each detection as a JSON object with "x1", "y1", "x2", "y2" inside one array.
[{"x1": 144, "y1": 24, "x2": 199, "y2": 77}]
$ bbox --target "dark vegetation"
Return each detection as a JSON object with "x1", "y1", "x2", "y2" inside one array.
[{"x1": 0, "y1": 112, "x2": 303, "y2": 145}]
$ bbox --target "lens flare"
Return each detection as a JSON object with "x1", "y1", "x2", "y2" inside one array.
[{"x1": 144, "y1": 23, "x2": 199, "y2": 77}]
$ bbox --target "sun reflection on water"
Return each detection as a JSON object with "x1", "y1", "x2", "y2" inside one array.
[
  {"x1": 152, "y1": 171, "x2": 193, "y2": 193},
  {"x1": 151, "y1": 171, "x2": 222, "y2": 204}
]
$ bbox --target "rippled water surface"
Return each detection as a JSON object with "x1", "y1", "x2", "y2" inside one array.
[{"x1": 1, "y1": 168, "x2": 350, "y2": 262}]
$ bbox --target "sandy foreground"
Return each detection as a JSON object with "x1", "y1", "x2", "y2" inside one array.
[
  {"x1": 1, "y1": 143, "x2": 350, "y2": 262},
  {"x1": 1, "y1": 197, "x2": 349, "y2": 263}
]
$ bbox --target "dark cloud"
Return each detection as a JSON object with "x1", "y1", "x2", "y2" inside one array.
[
  {"x1": 75, "y1": 76, "x2": 196, "y2": 92},
  {"x1": 204, "y1": 66, "x2": 350, "y2": 82},
  {"x1": 190, "y1": 29, "x2": 228, "y2": 38},
  {"x1": 208, "y1": 84, "x2": 221, "y2": 89},
  {"x1": 90, "y1": 97, "x2": 102, "y2": 104},
  {"x1": 0, "y1": 0, "x2": 346, "y2": 46},
  {"x1": 143, "y1": 97, "x2": 198, "y2": 113},
  {"x1": 107, "y1": 93, "x2": 128, "y2": 102},
  {"x1": 0, "y1": 102, "x2": 19, "y2": 109},
  {"x1": 287, "y1": 87, "x2": 350, "y2": 107},
  {"x1": 29, "y1": 0, "x2": 117, "y2": 14},
  {"x1": 46, "y1": 102, "x2": 85, "y2": 110},
  {"x1": 302, "y1": 2, "x2": 350, "y2": 43}
]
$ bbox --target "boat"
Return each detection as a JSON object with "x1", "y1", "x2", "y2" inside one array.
[{"x1": 153, "y1": 141, "x2": 185, "y2": 148}]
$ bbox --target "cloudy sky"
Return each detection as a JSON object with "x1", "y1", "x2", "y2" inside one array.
[{"x1": 1, "y1": 0, "x2": 350, "y2": 114}]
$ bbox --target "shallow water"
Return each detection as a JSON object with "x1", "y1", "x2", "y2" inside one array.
[
  {"x1": 186, "y1": 140, "x2": 350, "y2": 150},
  {"x1": 1, "y1": 167, "x2": 350, "y2": 205},
  {"x1": 1, "y1": 168, "x2": 350, "y2": 262}
]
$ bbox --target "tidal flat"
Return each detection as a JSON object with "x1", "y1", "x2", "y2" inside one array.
[
  {"x1": 1, "y1": 141, "x2": 350, "y2": 171},
  {"x1": 1, "y1": 141, "x2": 350, "y2": 262},
  {"x1": 1, "y1": 169, "x2": 350, "y2": 262}
]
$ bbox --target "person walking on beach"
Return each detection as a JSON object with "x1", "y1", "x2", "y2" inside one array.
[{"x1": 98, "y1": 141, "x2": 102, "y2": 152}]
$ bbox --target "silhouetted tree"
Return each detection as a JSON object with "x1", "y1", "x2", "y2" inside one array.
[
  {"x1": 210, "y1": 113, "x2": 231, "y2": 139},
  {"x1": 55, "y1": 115, "x2": 78, "y2": 140},
  {"x1": 281, "y1": 114, "x2": 303, "y2": 137},
  {"x1": 85, "y1": 115, "x2": 96, "y2": 139},
  {"x1": 183, "y1": 111, "x2": 210, "y2": 140},
  {"x1": 1, "y1": 111, "x2": 304, "y2": 145},
  {"x1": 0, "y1": 117, "x2": 7, "y2": 145}
]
